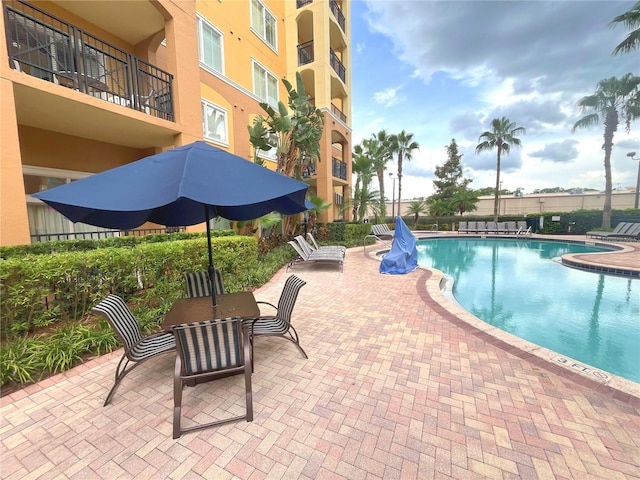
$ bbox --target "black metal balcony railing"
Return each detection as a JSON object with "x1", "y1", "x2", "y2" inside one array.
[
  {"x1": 331, "y1": 103, "x2": 346, "y2": 123},
  {"x1": 330, "y1": 0, "x2": 346, "y2": 33},
  {"x1": 302, "y1": 161, "x2": 316, "y2": 178},
  {"x1": 31, "y1": 227, "x2": 186, "y2": 243},
  {"x1": 329, "y1": 48, "x2": 346, "y2": 83},
  {"x1": 296, "y1": 0, "x2": 313, "y2": 8},
  {"x1": 332, "y1": 157, "x2": 347, "y2": 180},
  {"x1": 4, "y1": 0, "x2": 174, "y2": 121},
  {"x1": 297, "y1": 41, "x2": 314, "y2": 66}
]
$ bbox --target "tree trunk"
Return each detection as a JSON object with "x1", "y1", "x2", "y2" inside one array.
[
  {"x1": 397, "y1": 152, "x2": 403, "y2": 217},
  {"x1": 377, "y1": 170, "x2": 385, "y2": 222},
  {"x1": 493, "y1": 144, "x2": 502, "y2": 223},
  {"x1": 601, "y1": 109, "x2": 617, "y2": 229}
]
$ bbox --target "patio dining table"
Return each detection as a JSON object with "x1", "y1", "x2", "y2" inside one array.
[{"x1": 161, "y1": 291, "x2": 260, "y2": 330}]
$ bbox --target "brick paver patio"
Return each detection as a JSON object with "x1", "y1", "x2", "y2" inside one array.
[{"x1": 1, "y1": 238, "x2": 639, "y2": 479}]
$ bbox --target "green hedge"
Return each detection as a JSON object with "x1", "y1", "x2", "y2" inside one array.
[
  {"x1": 0, "y1": 235, "x2": 257, "y2": 340},
  {"x1": 522, "y1": 209, "x2": 640, "y2": 234},
  {"x1": 0, "y1": 230, "x2": 237, "y2": 259}
]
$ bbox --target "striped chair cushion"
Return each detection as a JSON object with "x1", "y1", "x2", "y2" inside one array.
[
  {"x1": 173, "y1": 319, "x2": 242, "y2": 375},
  {"x1": 92, "y1": 294, "x2": 144, "y2": 349},
  {"x1": 185, "y1": 270, "x2": 225, "y2": 298}
]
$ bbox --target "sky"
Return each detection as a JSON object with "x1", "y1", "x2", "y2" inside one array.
[{"x1": 349, "y1": 0, "x2": 640, "y2": 200}]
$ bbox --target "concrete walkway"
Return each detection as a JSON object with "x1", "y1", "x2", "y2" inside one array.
[{"x1": 1, "y1": 238, "x2": 639, "y2": 479}]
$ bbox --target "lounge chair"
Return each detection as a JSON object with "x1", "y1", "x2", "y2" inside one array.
[
  {"x1": 608, "y1": 222, "x2": 640, "y2": 241},
  {"x1": 296, "y1": 234, "x2": 345, "y2": 257},
  {"x1": 475, "y1": 221, "x2": 487, "y2": 233},
  {"x1": 185, "y1": 269, "x2": 225, "y2": 298},
  {"x1": 287, "y1": 241, "x2": 344, "y2": 271},
  {"x1": 506, "y1": 221, "x2": 518, "y2": 234},
  {"x1": 516, "y1": 221, "x2": 532, "y2": 236},
  {"x1": 171, "y1": 317, "x2": 253, "y2": 439},
  {"x1": 586, "y1": 222, "x2": 630, "y2": 239},
  {"x1": 252, "y1": 275, "x2": 308, "y2": 358},
  {"x1": 306, "y1": 232, "x2": 347, "y2": 256},
  {"x1": 485, "y1": 221, "x2": 498, "y2": 234},
  {"x1": 496, "y1": 222, "x2": 508, "y2": 234},
  {"x1": 371, "y1": 223, "x2": 395, "y2": 240},
  {"x1": 92, "y1": 295, "x2": 176, "y2": 406},
  {"x1": 466, "y1": 221, "x2": 477, "y2": 234},
  {"x1": 457, "y1": 221, "x2": 469, "y2": 233}
]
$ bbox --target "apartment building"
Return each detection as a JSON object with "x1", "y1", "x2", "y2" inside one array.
[{"x1": 0, "y1": 0, "x2": 352, "y2": 246}]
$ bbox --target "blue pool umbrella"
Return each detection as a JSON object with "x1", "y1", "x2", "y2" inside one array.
[
  {"x1": 379, "y1": 216, "x2": 418, "y2": 275},
  {"x1": 33, "y1": 141, "x2": 312, "y2": 305}
]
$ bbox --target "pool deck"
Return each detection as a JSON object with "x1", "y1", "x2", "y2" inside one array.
[{"x1": 1, "y1": 234, "x2": 639, "y2": 479}]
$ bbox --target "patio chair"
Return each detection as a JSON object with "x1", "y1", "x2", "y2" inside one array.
[
  {"x1": 185, "y1": 269, "x2": 225, "y2": 298},
  {"x1": 171, "y1": 317, "x2": 252, "y2": 439},
  {"x1": 496, "y1": 222, "x2": 508, "y2": 234},
  {"x1": 457, "y1": 221, "x2": 469, "y2": 233},
  {"x1": 287, "y1": 241, "x2": 344, "y2": 271},
  {"x1": 485, "y1": 221, "x2": 498, "y2": 234},
  {"x1": 92, "y1": 295, "x2": 176, "y2": 406},
  {"x1": 252, "y1": 275, "x2": 308, "y2": 358}
]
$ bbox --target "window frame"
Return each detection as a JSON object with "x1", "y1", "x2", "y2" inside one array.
[
  {"x1": 197, "y1": 15, "x2": 225, "y2": 74},
  {"x1": 201, "y1": 99, "x2": 229, "y2": 147},
  {"x1": 252, "y1": 59, "x2": 279, "y2": 108},
  {"x1": 250, "y1": 0, "x2": 278, "y2": 52}
]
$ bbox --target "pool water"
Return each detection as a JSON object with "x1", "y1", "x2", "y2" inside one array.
[{"x1": 416, "y1": 238, "x2": 640, "y2": 384}]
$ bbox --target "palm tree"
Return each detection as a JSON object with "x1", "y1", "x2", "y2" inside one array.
[
  {"x1": 351, "y1": 146, "x2": 375, "y2": 221},
  {"x1": 406, "y1": 200, "x2": 428, "y2": 227},
  {"x1": 389, "y1": 130, "x2": 419, "y2": 210},
  {"x1": 611, "y1": 1, "x2": 640, "y2": 55},
  {"x1": 475, "y1": 117, "x2": 526, "y2": 223},
  {"x1": 248, "y1": 72, "x2": 324, "y2": 234},
  {"x1": 427, "y1": 198, "x2": 449, "y2": 228},
  {"x1": 572, "y1": 74, "x2": 640, "y2": 228},
  {"x1": 451, "y1": 189, "x2": 480, "y2": 216},
  {"x1": 367, "y1": 130, "x2": 394, "y2": 220}
]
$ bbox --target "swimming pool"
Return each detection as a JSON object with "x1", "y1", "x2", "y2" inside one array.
[{"x1": 416, "y1": 238, "x2": 640, "y2": 384}]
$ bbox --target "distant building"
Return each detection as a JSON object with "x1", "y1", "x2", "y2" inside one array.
[{"x1": 388, "y1": 191, "x2": 637, "y2": 218}]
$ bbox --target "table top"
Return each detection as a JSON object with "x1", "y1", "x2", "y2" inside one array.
[{"x1": 161, "y1": 291, "x2": 259, "y2": 330}]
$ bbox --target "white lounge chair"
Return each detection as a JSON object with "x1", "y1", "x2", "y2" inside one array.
[
  {"x1": 287, "y1": 241, "x2": 344, "y2": 272},
  {"x1": 305, "y1": 233, "x2": 346, "y2": 256}
]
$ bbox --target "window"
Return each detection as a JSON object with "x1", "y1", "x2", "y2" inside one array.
[
  {"x1": 197, "y1": 16, "x2": 224, "y2": 73},
  {"x1": 256, "y1": 132, "x2": 279, "y2": 162},
  {"x1": 202, "y1": 100, "x2": 228, "y2": 145},
  {"x1": 24, "y1": 166, "x2": 117, "y2": 241},
  {"x1": 251, "y1": 0, "x2": 277, "y2": 50},
  {"x1": 253, "y1": 61, "x2": 278, "y2": 107}
]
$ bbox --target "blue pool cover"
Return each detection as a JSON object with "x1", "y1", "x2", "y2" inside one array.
[{"x1": 379, "y1": 216, "x2": 418, "y2": 274}]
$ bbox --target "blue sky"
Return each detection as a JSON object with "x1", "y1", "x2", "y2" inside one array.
[{"x1": 349, "y1": 0, "x2": 640, "y2": 200}]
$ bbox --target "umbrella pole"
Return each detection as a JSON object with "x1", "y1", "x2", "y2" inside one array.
[{"x1": 205, "y1": 205, "x2": 217, "y2": 307}]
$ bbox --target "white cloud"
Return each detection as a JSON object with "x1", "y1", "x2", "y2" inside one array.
[
  {"x1": 372, "y1": 86, "x2": 405, "y2": 107},
  {"x1": 351, "y1": 0, "x2": 640, "y2": 198}
]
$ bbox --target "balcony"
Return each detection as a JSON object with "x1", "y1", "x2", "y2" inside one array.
[
  {"x1": 297, "y1": 41, "x2": 314, "y2": 66},
  {"x1": 329, "y1": 0, "x2": 346, "y2": 33},
  {"x1": 329, "y1": 49, "x2": 346, "y2": 83},
  {"x1": 5, "y1": 0, "x2": 174, "y2": 121},
  {"x1": 296, "y1": 0, "x2": 313, "y2": 7},
  {"x1": 332, "y1": 157, "x2": 347, "y2": 180},
  {"x1": 331, "y1": 103, "x2": 346, "y2": 123}
]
